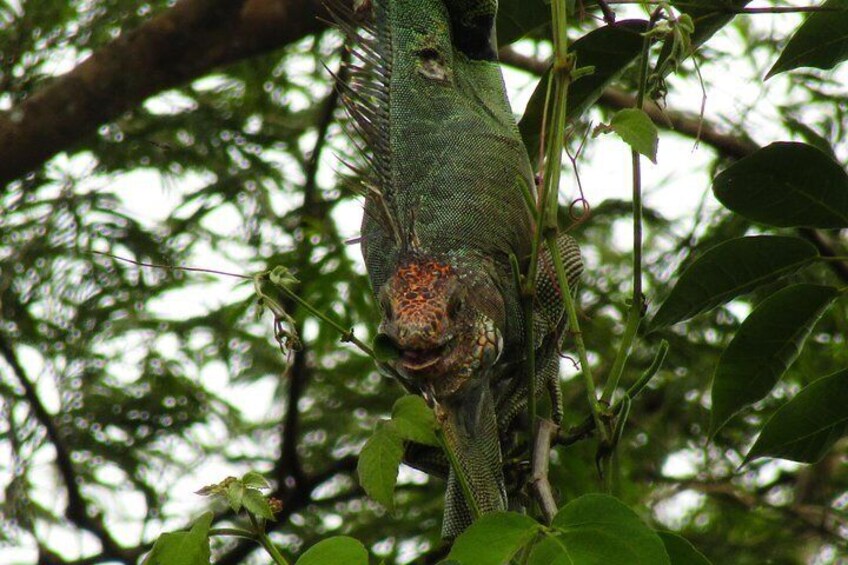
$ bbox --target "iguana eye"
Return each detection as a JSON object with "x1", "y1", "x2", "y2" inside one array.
[{"x1": 447, "y1": 293, "x2": 464, "y2": 319}]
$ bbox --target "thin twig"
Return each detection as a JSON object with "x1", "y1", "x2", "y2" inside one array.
[
  {"x1": 92, "y1": 251, "x2": 251, "y2": 280},
  {"x1": 558, "y1": 340, "x2": 668, "y2": 447}
]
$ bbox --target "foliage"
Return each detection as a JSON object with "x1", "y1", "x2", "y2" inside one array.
[{"x1": 1, "y1": 0, "x2": 848, "y2": 564}]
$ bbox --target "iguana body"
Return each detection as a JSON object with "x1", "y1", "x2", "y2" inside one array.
[{"x1": 335, "y1": 0, "x2": 582, "y2": 538}]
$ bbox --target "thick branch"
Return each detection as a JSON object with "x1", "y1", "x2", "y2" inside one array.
[
  {"x1": 499, "y1": 47, "x2": 760, "y2": 160},
  {"x1": 0, "y1": 0, "x2": 331, "y2": 187}
]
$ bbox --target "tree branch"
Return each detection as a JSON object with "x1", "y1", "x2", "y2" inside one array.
[
  {"x1": 529, "y1": 419, "x2": 559, "y2": 524},
  {"x1": 0, "y1": 335, "x2": 132, "y2": 562},
  {"x1": 499, "y1": 47, "x2": 848, "y2": 284},
  {"x1": 651, "y1": 475, "x2": 848, "y2": 544},
  {"x1": 0, "y1": 0, "x2": 332, "y2": 188}
]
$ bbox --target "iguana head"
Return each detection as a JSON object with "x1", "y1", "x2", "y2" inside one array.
[{"x1": 377, "y1": 256, "x2": 503, "y2": 399}]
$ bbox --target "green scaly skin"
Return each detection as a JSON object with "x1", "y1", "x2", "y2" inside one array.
[{"x1": 335, "y1": 0, "x2": 583, "y2": 539}]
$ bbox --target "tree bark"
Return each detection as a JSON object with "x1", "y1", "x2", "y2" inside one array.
[{"x1": 0, "y1": 0, "x2": 331, "y2": 188}]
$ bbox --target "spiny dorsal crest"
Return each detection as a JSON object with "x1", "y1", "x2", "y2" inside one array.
[{"x1": 328, "y1": 0, "x2": 402, "y2": 247}]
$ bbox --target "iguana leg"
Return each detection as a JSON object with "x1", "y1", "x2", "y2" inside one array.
[
  {"x1": 403, "y1": 442, "x2": 449, "y2": 479},
  {"x1": 496, "y1": 342, "x2": 561, "y2": 431},
  {"x1": 497, "y1": 233, "x2": 582, "y2": 431}
]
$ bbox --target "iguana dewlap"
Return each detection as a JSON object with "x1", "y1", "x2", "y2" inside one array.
[{"x1": 334, "y1": 0, "x2": 583, "y2": 539}]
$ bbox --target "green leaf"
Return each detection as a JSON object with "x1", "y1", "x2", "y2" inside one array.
[
  {"x1": 242, "y1": 488, "x2": 275, "y2": 520},
  {"x1": 519, "y1": 20, "x2": 647, "y2": 161},
  {"x1": 658, "y1": 531, "x2": 712, "y2": 565},
  {"x1": 746, "y1": 369, "x2": 848, "y2": 464},
  {"x1": 497, "y1": 0, "x2": 550, "y2": 46},
  {"x1": 767, "y1": 0, "x2": 848, "y2": 78},
  {"x1": 268, "y1": 265, "x2": 299, "y2": 289},
  {"x1": 713, "y1": 142, "x2": 848, "y2": 228},
  {"x1": 550, "y1": 494, "x2": 670, "y2": 564},
  {"x1": 242, "y1": 471, "x2": 271, "y2": 490},
  {"x1": 599, "y1": 108, "x2": 659, "y2": 163},
  {"x1": 226, "y1": 480, "x2": 245, "y2": 513},
  {"x1": 297, "y1": 536, "x2": 369, "y2": 565},
  {"x1": 357, "y1": 421, "x2": 404, "y2": 510},
  {"x1": 526, "y1": 535, "x2": 572, "y2": 565},
  {"x1": 651, "y1": 236, "x2": 818, "y2": 330},
  {"x1": 447, "y1": 512, "x2": 541, "y2": 565},
  {"x1": 143, "y1": 512, "x2": 213, "y2": 565},
  {"x1": 710, "y1": 284, "x2": 839, "y2": 435},
  {"x1": 391, "y1": 395, "x2": 438, "y2": 446}
]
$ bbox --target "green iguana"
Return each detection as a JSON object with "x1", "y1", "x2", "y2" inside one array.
[{"x1": 333, "y1": 0, "x2": 583, "y2": 539}]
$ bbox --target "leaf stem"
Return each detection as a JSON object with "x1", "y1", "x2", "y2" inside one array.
[
  {"x1": 248, "y1": 512, "x2": 290, "y2": 565},
  {"x1": 526, "y1": 0, "x2": 572, "y2": 288},
  {"x1": 600, "y1": 12, "x2": 656, "y2": 404},
  {"x1": 208, "y1": 527, "x2": 259, "y2": 541},
  {"x1": 257, "y1": 273, "x2": 375, "y2": 359},
  {"x1": 558, "y1": 340, "x2": 668, "y2": 447},
  {"x1": 547, "y1": 234, "x2": 606, "y2": 442}
]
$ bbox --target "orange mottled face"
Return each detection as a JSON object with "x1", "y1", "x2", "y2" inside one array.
[
  {"x1": 378, "y1": 257, "x2": 502, "y2": 398},
  {"x1": 386, "y1": 259, "x2": 457, "y2": 348}
]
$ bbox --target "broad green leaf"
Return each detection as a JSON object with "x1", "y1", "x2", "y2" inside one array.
[
  {"x1": 497, "y1": 0, "x2": 550, "y2": 46},
  {"x1": 526, "y1": 535, "x2": 572, "y2": 565},
  {"x1": 658, "y1": 531, "x2": 712, "y2": 565},
  {"x1": 746, "y1": 369, "x2": 848, "y2": 464},
  {"x1": 357, "y1": 421, "x2": 404, "y2": 510},
  {"x1": 241, "y1": 471, "x2": 270, "y2": 490},
  {"x1": 599, "y1": 108, "x2": 659, "y2": 163},
  {"x1": 713, "y1": 142, "x2": 848, "y2": 228},
  {"x1": 519, "y1": 20, "x2": 647, "y2": 161},
  {"x1": 391, "y1": 395, "x2": 438, "y2": 446},
  {"x1": 551, "y1": 494, "x2": 670, "y2": 564},
  {"x1": 448, "y1": 512, "x2": 541, "y2": 565},
  {"x1": 651, "y1": 236, "x2": 818, "y2": 330},
  {"x1": 143, "y1": 512, "x2": 213, "y2": 565},
  {"x1": 710, "y1": 284, "x2": 839, "y2": 435},
  {"x1": 297, "y1": 536, "x2": 369, "y2": 565},
  {"x1": 242, "y1": 488, "x2": 275, "y2": 520},
  {"x1": 767, "y1": 0, "x2": 848, "y2": 78}
]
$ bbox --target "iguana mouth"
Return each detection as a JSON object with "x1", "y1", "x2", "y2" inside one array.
[{"x1": 400, "y1": 340, "x2": 453, "y2": 373}]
